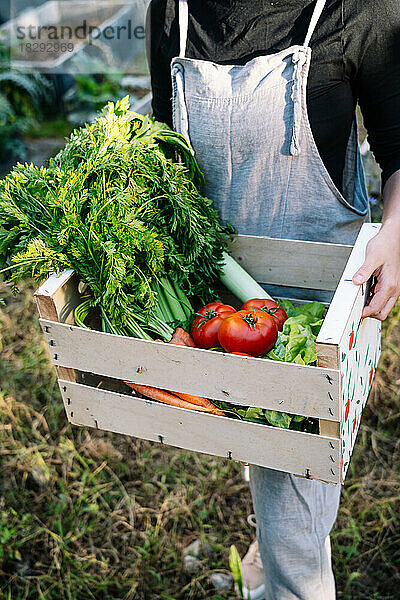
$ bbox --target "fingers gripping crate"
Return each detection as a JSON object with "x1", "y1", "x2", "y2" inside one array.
[{"x1": 34, "y1": 223, "x2": 381, "y2": 484}]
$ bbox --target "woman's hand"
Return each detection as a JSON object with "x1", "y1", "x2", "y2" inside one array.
[
  {"x1": 352, "y1": 170, "x2": 400, "y2": 321},
  {"x1": 352, "y1": 226, "x2": 400, "y2": 320}
]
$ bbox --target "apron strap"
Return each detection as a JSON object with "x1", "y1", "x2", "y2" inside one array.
[
  {"x1": 303, "y1": 0, "x2": 327, "y2": 47},
  {"x1": 178, "y1": 0, "x2": 189, "y2": 57}
]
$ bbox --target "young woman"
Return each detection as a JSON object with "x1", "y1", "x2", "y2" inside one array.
[{"x1": 147, "y1": 1, "x2": 400, "y2": 597}]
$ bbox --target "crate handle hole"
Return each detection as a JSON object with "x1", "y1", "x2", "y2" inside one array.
[{"x1": 67, "y1": 398, "x2": 71, "y2": 405}]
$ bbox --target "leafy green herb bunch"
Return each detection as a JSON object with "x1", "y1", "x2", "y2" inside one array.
[{"x1": 0, "y1": 97, "x2": 231, "y2": 339}]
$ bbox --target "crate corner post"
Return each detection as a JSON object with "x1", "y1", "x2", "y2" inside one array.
[
  {"x1": 34, "y1": 270, "x2": 79, "y2": 384},
  {"x1": 316, "y1": 342, "x2": 341, "y2": 439},
  {"x1": 318, "y1": 222, "x2": 382, "y2": 482},
  {"x1": 338, "y1": 223, "x2": 382, "y2": 482}
]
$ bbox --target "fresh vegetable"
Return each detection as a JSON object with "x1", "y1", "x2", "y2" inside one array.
[
  {"x1": 169, "y1": 390, "x2": 224, "y2": 413},
  {"x1": 191, "y1": 301, "x2": 236, "y2": 349},
  {"x1": 0, "y1": 95, "x2": 325, "y2": 434},
  {"x1": 211, "y1": 399, "x2": 318, "y2": 433},
  {"x1": 212, "y1": 301, "x2": 325, "y2": 432},
  {"x1": 169, "y1": 327, "x2": 196, "y2": 347},
  {"x1": 217, "y1": 309, "x2": 278, "y2": 356},
  {"x1": 0, "y1": 97, "x2": 233, "y2": 340},
  {"x1": 277, "y1": 299, "x2": 325, "y2": 327},
  {"x1": 153, "y1": 331, "x2": 222, "y2": 409},
  {"x1": 219, "y1": 252, "x2": 273, "y2": 303},
  {"x1": 241, "y1": 298, "x2": 288, "y2": 331},
  {"x1": 124, "y1": 381, "x2": 224, "y2": 415},
  {"x1": 265, "y1": 300, "x2": 325, "y2": 365},
  {"x1": 0, "y1": 96, "x2": 281, "y2": 344},
  {"x1": 261, "y1": 300, "x2": 325, "y2": 430},
  {"x1": 130, "y1": 301, "x2": 324, "y2": 429}
]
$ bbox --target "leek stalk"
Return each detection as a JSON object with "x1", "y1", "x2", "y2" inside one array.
[{"x1": 219, "y1": 252, "x2": 273, "y2": 303}]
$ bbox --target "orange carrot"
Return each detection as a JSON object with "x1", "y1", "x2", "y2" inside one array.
[
  {"x1": 146, "y1": 332, "x2": 225, "y2": 415},
  {"x1": 153, "y1": 339, "x2": 224, "y2": 414},
  {"x1": 172, "y1": 391, "x2": 225, "y2": 415},
  {"x1": 124, "y1": 381, "x2": 223, "y2": 415},
  {"x1": 169, "y1": 327, "x2": 196, "y2": 347}
]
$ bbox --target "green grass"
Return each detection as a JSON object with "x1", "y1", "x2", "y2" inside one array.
[{"x1": 0, "y1": 280, "x2": 398, "y2": 599}]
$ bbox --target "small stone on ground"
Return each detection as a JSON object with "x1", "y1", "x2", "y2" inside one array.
[
  {"x1": 183, "y1": 538, "x2": 212, "y2": 558},
  {"x1": 183, "y1": 554, "x2": 202, "y2": 573},
  {"x1": 210, "y1": 572, "x2": 233, "y2": 591}
]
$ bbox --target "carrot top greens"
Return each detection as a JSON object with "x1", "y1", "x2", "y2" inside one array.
[{"x1": 0, "y1": 97, "x2": 231, "y2": 338}]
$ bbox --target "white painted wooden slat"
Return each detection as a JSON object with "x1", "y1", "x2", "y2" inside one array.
[
  {"x1": 230, "y1": 235, "x2": 352, "y2": 291},
  {"x1": 59, "y1": 380, "x2": 341, "y2": 483},
  {"x1": 317, "y1": 223, "x2": 381, "y2": 345},
  {"x1": 41, "y1": 319, "x2": 340, "y2": 420}
]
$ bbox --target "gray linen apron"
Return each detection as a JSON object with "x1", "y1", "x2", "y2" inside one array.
[
  {"x1": 169, "y1": 1, "x2": 364, "y2": 597},
  {"x1": 171, "y1": 0, "x2": 369, "y2": 247}
]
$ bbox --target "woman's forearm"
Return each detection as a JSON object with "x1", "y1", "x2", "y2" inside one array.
[
  {"x1": 352, "y1": 168, "x2": 400, "y2": 320},
  {"x1": 381, "y1": 169, "x2": 400, "y2": 233}
]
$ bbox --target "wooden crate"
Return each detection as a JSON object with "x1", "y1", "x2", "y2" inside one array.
[{"x1": 34, "y1": 223, "x2": 381, "y2": 484}]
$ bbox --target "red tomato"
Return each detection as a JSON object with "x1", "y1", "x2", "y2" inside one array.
[
  {"x1": 241, "y1": 299, "x2": 288, "y2": 331},
  {"x1": 217, "y1": 309, "x2": 278, "y2": 357},
  {"x1": 191, "y1": 302, "x2": 236, "y2": 349},
  {"x1": 230, "y1": 351, "x2": 253, "y2": 357}
]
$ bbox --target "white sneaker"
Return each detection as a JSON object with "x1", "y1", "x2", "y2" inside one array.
[{"x1": 236, "y1": 515, "x2": 265, "y2": 600}]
